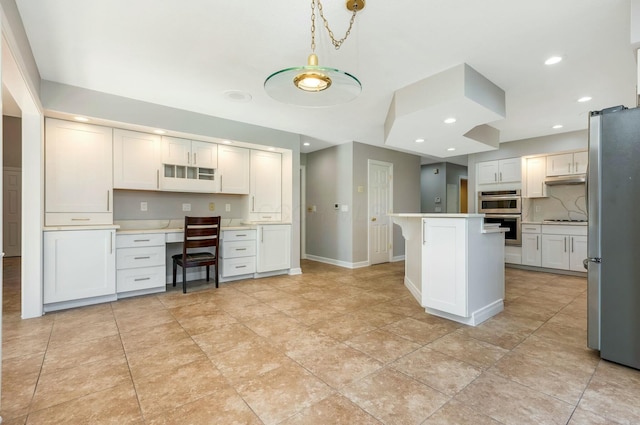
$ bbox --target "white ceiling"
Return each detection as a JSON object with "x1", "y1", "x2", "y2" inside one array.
[{"x1": 14, "y1": 0, "x2": 638, "y2": 163}]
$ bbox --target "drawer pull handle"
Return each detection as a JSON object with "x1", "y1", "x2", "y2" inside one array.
[
  {"x1": 134, "y1": 256, "x2": 151, "y2": 260},
  {"x1": 235, "y1": 265, "x2": 247, "y2": 269},
  {"x1": 235, "y1": 248, "x2": 247, "y2": 251},
  {"x1": 134, "y1": 277, "x2": 151, "y2": 282},
  {"x1": 71, "y1": 218, "x2": 91, "y2": 221},
  {"x1": 236, "y1": 234, "x2": 247, "y2": 237},
  {"x1": 134, "y1": 239, "x2": 151, "y2": 242}
]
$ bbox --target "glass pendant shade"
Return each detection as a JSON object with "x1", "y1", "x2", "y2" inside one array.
[{"x1": 264, "y1": 53, "x2": 361, "y2": 107}]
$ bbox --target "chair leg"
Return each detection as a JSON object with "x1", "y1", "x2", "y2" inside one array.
[
  {"x1": 182, "y1": 266, "x2": 187, "y2": 294},
  {"x1": 206, "y1": 265, "x2": 210, "y2": 282},
  {"x1": 215, "y1": 262, "x2": 219, "y2": 288},
  {"x1": 172, "y1": 260, "x2": 177, "y2": 287}
]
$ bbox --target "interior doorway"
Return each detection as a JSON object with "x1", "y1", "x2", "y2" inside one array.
[
  {"x1": 300, "y1": 165, "x2": 306, "y2": 260},
  {"x1": 459, "y1": 177, "x2": 468, "y2": 213}
]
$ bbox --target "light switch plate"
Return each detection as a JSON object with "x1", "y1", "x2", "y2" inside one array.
[
  {"x1": 182, "y1": 203, "x2": 191, "y2": 212},
  {"x1": 225, "y1": 203, "x2": 231, "y2": 212},
  {"x1": 209, "y1": 202, "x2": 215, "y2": 211},
  {"x1": 341, "y1": 204, "x2": 349, "y2": 212}
]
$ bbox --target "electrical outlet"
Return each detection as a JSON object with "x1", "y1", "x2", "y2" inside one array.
[
  {"x1": 341, "y1": 204, "x2": 349, "y2": 212},
  {"x1": 140, "y1": 201, "x2": 148, "y2": 212},
  {"x1": 182, "y1": 203, "x2": 191, "y2": 212},
  {"x1": 209, "y1": 202, "x2": 215, "y2": 211},
  {"x1": 535, "y1": 205, "x2": 541, "y2": 212},
  {"x1": 225, "y1": 203, "x2": 231, "y2": 212}
]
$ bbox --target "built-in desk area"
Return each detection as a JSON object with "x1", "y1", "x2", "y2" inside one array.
[{"x1": 390, "y1": 213, "x2": 506, "y2": 326}]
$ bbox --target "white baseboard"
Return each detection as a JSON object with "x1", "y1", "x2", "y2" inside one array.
[
  {"x1": 288, "y1": 268, "x2": 303, "y2": 275},
  {"x1": 305, "y1": 255, "x2": 370, "y2": 269},
  {"x1": 404, "y1": 276, "x2": 421, "y2": 305},
  {"x1": 392, "y1": 255, "x2": 405, "y2": 262},
  {"x1": 425, "y1": 299, "x2": 504, "y2": 327}
]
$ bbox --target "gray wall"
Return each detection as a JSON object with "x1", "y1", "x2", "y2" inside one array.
[
  {"x1": 420, "y1": 163, "x2": 446, "y2": 213},
  {"x1": 40, "y1": 81, "x2": 302, "y2": 271},
  {"x1": 305, "y1": 144, "x2": 353, "y2": 262},
  {"x1": 467, "y1": 130, "x2": 588, "y2": 211},
  {"x1": 305, "y1": 142, "x2": 420, "y2": 264},
  {"x1": 3, "y1": 116, "x2": 21, "y2": 168},
  {"x1": 113, "y1": 190, "x2": 249, "y2": 220}
]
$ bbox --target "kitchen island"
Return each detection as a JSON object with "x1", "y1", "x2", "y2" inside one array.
[{"x1": 390, "y1": 213, "x2": 505, "y2": 326}]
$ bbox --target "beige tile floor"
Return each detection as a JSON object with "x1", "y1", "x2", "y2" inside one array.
[{"x1": 2, "y1": 257, "x2": 640, "y2": 424}]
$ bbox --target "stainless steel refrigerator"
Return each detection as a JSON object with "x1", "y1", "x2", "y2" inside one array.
[{"x1": 586, "y1": 105, "x2": 640, "y2": 370}]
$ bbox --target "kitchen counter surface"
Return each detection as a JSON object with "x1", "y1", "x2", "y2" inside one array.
[{"x1": 114, "y1": 219, "x2": 292, "y2": 235}]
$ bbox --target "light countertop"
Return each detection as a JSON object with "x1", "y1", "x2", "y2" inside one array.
[{"x1": 114, "y1": 218, "x2": 291, "y2": 234}]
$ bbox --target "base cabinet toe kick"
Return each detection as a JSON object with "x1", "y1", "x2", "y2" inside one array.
[{"x1": 390, "y1": 214, "x2": 506, "y2": 326}]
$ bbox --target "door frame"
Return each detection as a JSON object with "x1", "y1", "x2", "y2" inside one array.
[
  {"x1": 300, "y1": 165, "x2": 306, "y2": 259},
  {"x1": 367, "y1": 159, "x2": 393, "y2": 265}
]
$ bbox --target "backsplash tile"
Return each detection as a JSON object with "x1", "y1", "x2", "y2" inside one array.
[{"x1": 522, "y1": 185, "x2": 587, "y2": 222}]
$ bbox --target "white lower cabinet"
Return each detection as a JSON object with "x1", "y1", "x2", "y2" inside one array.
[
  {"x1": 44, "y1": 229, "x2": 116, "y2": 311},
  {"x1": 116, "y1": 233, "x2": 166, "y2": 297},
  {"x1": 540, "y1": 225, "x2": 587, "y2": 272},
  {"x1": 220, "y1": 229, "x2": 256, "y2": 279},
  {"x1": 256, "y1": 224, "x2": 291, "y2": 273},
  {"x1": 521, "y1": 224, "x2": 541, "y2": 266}
]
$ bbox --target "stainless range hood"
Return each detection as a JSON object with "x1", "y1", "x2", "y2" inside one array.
[{"x1": 544, "y1": 174, "x2": 586, "y2": 185}]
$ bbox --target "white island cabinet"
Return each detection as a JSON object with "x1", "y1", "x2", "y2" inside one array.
[{"x1": 390, "y1": 214, "x2": 505, "y2": 326}]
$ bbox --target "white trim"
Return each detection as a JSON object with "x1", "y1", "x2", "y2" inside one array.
[
  {"x1": 300, "y1": 165, "x2": 306, "y2": 259},
  {"x1": 404, "y1": 276, "x2": 421, "y2": 304},
  {"x1": 305, "y1": 254, "x2": 369, "y2": 269},
  {"x1": 392, "y1": 255, "x2": 405, "y2": 262},
  {"x1": 288, "y1": 267, "x2": 302, "y2": 275},
  {"x1": 2, "y1": 166, "x2": 20, "y2": 172},
  {"x1": 367, "y1": 159, "x2": 394, "y2": 265},
  {"x1": 425, "y1": 299, "x2": 504, "y2": 327}
]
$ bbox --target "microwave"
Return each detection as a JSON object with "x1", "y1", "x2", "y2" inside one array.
[{"x1": 478, "y1": 190, "x2": 522, "y2": 214}]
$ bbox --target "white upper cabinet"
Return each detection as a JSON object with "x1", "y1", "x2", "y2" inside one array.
[
  {"x1": 113, "y1": 129, "x2": 161, "y2": 190},
  {"x1": 524, "y1": 156, "x2": 546, "y2": 198},
  {"x1": 218, "y1": 145, "x2": 250, "y2": 194},
  {"x1": 477, "y1": 158, "x2": 521, "y2": 185},
  {"x1": 45, "y1": 118, "x2": 113, "y2": 225},
  {"x1": 250, "y1": 149, "x2": 282, "y2": 221},
  {"x1": 546, "y1": 151, "x2": 588, "y2": 176},
  {"x1": 161, "y1": 136, "x2": 218, "y2": 192}
]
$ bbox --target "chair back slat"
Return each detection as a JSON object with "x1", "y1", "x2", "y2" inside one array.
[{"x1": 182, "y1": 216, "x2": 221, "y2": 254}]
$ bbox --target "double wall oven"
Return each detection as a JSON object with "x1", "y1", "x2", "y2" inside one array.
[{"x1": 478, "y1": 190, "x2": 521, "y2": 246}]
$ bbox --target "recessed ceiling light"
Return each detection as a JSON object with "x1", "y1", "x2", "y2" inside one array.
[
  {"x1": 577, "y1": 96, "x2": 592, "y2": 103},
  {"x1": 447, "y1": 147, "x2": 456, "y2": 151},
  {"x1": 222, "y1": 140, "x2": 232, "y2": 144},
  {"x1": 415, "y1": 138, "x2": 425, "y2": 143},
  {"x1": 552, "y1": 124, "x2": 563, "y2": 129},
  {"x1": 153, "y1": 129, "x2": 166, "y2": 135},
  {"x1": 74, "y1": 116, "x2": 89, "y2": 122},
  {"x1": 444, "y1": 117, "x2": 457, "y2": 124},
  {"x1": 303, "y1": 142, "x2": 310, "y2": 146},
  {"x1": 545, "y1": 56, "x2": 563, "y2": 65}
]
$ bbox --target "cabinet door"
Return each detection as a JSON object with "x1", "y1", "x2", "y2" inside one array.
[
  {"x1": 477, "y1": 161, "x2": 499, "y2": 185},
  {"x1": 113, "y1": 129, "x2": 161, "y2": 190},
  {"x1": 422, "y1": 218, "x2": 467, "y2": 316},
  {"x1": 44, "y1": 230, "x2": 116, "y2": 304},
  {"x1": 573, "y1": 151, "x2": 588, "y2": 174},
  {"x1": 162, "y1": 136, "x2": 191, "y2": 166},
  {"x1": 218, "y1": 145, "x2": 250, "y2": 194},
  {"x1": 251, "y1": 150, "x2": 282, "y2": 213},
  {"x1": 570, "y1": 235, "x2": 588, "y2": 272},
  {"x1": 541, "y1": 234, "x2": 569, "y2": 269},
  {"x1": 498, "y1": 158, "x2": 522, "y2": 183},
  {"x1": 45, "y1": 119, "x2": 113, "y2": 214},
  {"x1": 256, "y1": 225, "x2": 291, "y2": 273},
  {"x1": 525, "y1": 157, "x2": 546, "y2": 198},
  {"x1": 546, "y1": 153, "x2": 573, "y2": 176},
  {"x1": 192, "y1": 141, "x2": 218, "y2": 169},
  {"x1": 521, "y1": 233, "x2": 541, "y2": 266}
]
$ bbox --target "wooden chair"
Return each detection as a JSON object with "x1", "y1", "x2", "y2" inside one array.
[{"x1": 172, "y1": 216, "x2": 221, "y2": 293}]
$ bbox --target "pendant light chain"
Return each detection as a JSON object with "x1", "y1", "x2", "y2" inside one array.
[{"x1": 310, "y1": 0, "x2": 358, "y2": 51}]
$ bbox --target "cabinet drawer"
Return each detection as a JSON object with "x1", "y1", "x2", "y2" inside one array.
[
  {"x1": 541, "y1": 225, "x2": 587, "y2": 236},
  {"x1": 45, "y1": 212, "x2": 113, "y2": 226},
  {"x1": 117, "y1": 266, "x2": 166, "y2": 292},
  {"x1": 222, "y1": 240, "x2": 256, "y2": 258},
  {"x1": 521, "y1": 224, "x2": 541, "y2": 234},
  {"x1": 221, "y1": 257, "x2": 256, "y2": 277},
  {"x1": 116, "y1": 233, "x2": 165, "y2": 248},
  {"x1": 249, "y1": 213, "x2": 282, "y2": 222},
  {"x1": 223, "y1": 230, "x2": 256, "y2": 242},
  {"x1": 117, "y1": 246, "x2": 165, "y2": 269}
]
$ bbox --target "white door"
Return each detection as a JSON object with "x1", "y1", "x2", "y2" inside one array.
[
  {"x1": 368, "y1": 160, "x2": 392, "y2": 265},
  {"x1": 3, "y1": 168, "x2": 21, "y2": 257}
]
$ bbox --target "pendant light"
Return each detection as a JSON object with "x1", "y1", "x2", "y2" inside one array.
[{"x1": 264, "y1": 0, "x2": 364, "y2": 107}]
